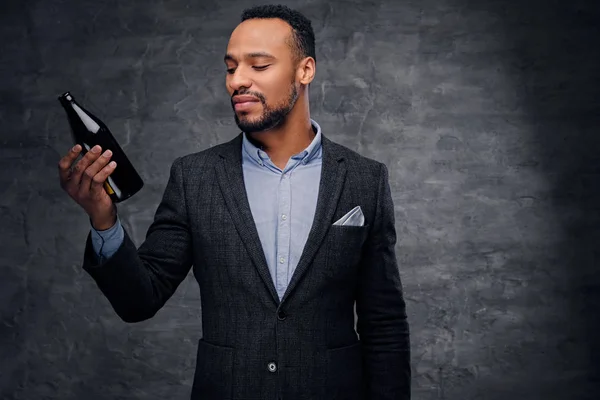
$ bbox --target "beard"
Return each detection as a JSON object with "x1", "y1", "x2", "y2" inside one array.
[{"x1": 232, "y1": 81, "x2": 299, "y2": 134}]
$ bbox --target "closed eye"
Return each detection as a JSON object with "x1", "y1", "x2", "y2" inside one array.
[{"x1": 226, "y1": 65, "x2": 270, "y2": 74}]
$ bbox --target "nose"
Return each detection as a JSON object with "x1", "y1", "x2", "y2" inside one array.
[{"x1": 228, "y1": 67, "x2": 252, "y2": 92}]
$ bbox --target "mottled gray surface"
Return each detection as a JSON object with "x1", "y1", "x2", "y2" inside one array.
[{"x1": 2, "y1": 0, "x2": 599, "y2": 399}]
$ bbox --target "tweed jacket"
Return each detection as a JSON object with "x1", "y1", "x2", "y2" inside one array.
[{"x1": 81, "y1": 132, "x2": 411, "y2": 400}]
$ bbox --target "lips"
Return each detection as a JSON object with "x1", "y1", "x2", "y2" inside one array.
[
  {"x1": 233, "y1": 95, "x2": 260, "y2": 104},
  {"x1": 233, "y1": 95, "x2": 260, "y2": 111}
]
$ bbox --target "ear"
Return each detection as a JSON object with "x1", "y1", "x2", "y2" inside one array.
[{"x1": 296, "y1": 57, "x2": 316, "y2": 86}]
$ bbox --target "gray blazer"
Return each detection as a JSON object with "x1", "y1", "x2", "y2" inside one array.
[{"x1": 81, "y1": 132, "x2": 411, "y2": 400}]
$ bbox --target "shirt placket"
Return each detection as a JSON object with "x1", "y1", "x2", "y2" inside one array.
[{"x1": 276, "y1": 170, "x2": 292, "y2": 299}]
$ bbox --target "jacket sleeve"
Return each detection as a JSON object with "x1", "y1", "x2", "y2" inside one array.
[
  {"x1": 356, "y1": 162, "x2": 411, "y2": 399},
  {"x1": 81, "y1": 156, "x2": 194, "y2": 323}
]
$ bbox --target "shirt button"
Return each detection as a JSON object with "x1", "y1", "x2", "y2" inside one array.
[
  {"x1": 267, "y1": 361, "x2": 277, "y2": 373},
  {"x1": 281, "y1": 214, "x2": 287, "y2": 220},
  {"x1": 279, "y1": 257, "x2": 285, "y2": 264}
]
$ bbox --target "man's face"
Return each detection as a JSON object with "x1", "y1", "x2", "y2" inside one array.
[{"x1": 224, "y1": 18, "x2": 300, "y2": 134}]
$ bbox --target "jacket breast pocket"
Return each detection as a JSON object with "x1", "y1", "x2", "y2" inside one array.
[
  {"x1": 327, "y1": 341, "x2": 365, "y2": 399},
  {"x1": 322, "y1": 224, "x2": 370, "y2": 282},
  {"x1": 190, "y1": 339, "x2": 234, "y2": 400}
]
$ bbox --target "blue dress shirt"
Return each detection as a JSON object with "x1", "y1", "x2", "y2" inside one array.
[{"x1": 90, "y1": 119, "x2": 323, "y2": 300}]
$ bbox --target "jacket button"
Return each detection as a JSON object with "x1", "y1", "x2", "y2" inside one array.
[
  {"x1": 267, "y1": 361, "x2": 277, "y2": 373},
  {"x1": 277, "y1": 310, "x2": 287, "y2": 320}
]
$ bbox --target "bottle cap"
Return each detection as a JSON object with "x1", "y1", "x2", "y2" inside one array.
[{"x1": 59, "y1": 92, "x2": 73, "y2": 101}]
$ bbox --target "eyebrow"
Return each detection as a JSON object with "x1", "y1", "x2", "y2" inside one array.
[{"x1": 224, "y1": 52, "x2": 276, "y2": 62}]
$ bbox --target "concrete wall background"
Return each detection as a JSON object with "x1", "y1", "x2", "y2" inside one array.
[{"x1": 1, "y1": 0, "x2": 599, "y2": 398}]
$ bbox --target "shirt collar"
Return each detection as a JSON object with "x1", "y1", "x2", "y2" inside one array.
[{"x1": 242, "y1": 118, "x2": 323, "y2": 167}]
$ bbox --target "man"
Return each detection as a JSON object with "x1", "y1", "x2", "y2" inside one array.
[{"x1": 58, "y1": 4, "x2": 411, "y2": 399}]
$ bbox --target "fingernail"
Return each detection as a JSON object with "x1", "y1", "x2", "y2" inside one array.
[
  {"x1": 92, "y1": 145, "x2": 101, "y2": 153},
  {"x1": 72, "y1": 144, "x2": 80, "y2": 151},
  {"x1": 103, "y1": 150, "x2": 112, "y2": 157}
]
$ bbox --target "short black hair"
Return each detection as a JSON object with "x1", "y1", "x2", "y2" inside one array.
[{"x1": 241, "y1": 4, "x2": 316, "y2": 65}]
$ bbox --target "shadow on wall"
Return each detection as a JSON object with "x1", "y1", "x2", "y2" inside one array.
[{"x1": 493, "y1": 0, "x2": 600, "y2": 390}]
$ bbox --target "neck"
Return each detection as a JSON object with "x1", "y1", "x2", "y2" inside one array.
[{"x1": 246, "y1": 95, "x2": 315, "y2": 167}]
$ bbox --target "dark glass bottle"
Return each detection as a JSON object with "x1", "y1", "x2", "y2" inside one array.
[{"x1": 58, "y1": 91, "x2": 144, "y2": 203}]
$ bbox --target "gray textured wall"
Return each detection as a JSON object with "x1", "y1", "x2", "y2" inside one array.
[{"x1": 2, "y1": 0, "x2": 599, "y2": 399}]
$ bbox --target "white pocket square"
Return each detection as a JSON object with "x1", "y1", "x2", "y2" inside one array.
[{"x1": 333, "y1": 206, "x2": 365, "y2": 227}]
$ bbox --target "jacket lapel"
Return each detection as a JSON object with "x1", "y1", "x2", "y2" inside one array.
[
  {"x1": 214, "y1": 132, "x2": 347, "y2": 306},
  {"x1": 215, "y1": 133, "x2": 281, "y2": 306},
  {"x1": 281, "y1": 135, "x2": 346, "y2": 304}
]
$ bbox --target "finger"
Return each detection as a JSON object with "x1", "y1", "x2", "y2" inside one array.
[
  {"x1": 80, "y1": 148, "x2": 113, "y2": 196},
  {"x1": 58, "y1": 144, "x2": 83, "y2": 184},
  {"x1": 71, "y1": 144, "x2": 103, "y2": 187},
  {"x1": 90, "y1": 159, "x2": 117, "y2": 197}
]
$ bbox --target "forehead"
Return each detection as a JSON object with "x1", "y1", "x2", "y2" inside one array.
[{"x1": 226, "y1": 18, "x2": 292, "y2": 60}]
